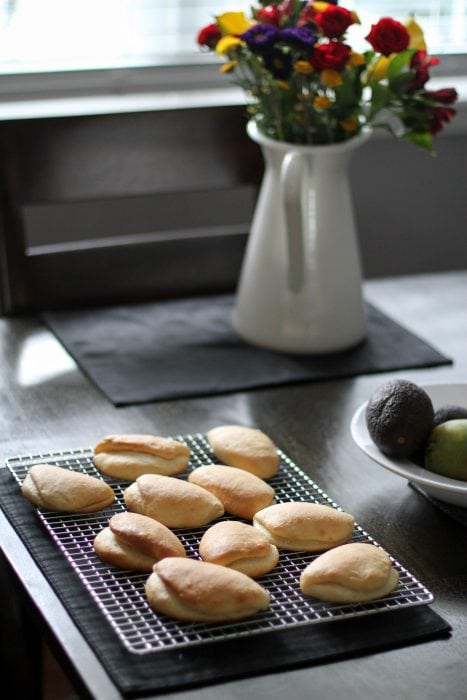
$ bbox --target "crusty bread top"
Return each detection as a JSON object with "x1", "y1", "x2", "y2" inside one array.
[
  {"x1": 93, "y1": 527, "x2": 157, "y2": 572},
  {"x1": 109, "y1": 512, "x2": 186, "y2": 559},
  {"x1": 151, "y1": 557, "x2": 270, "y2": 615},
  {"x1": 188, "y1": 464, "x2": 275, "y2": 518},
  {"x1": 94, "y1": 434, "x2": 190, "y2": 460},
  {"x1": 206, "y1": 425, "x2": 280, "y2": 478},
  {"x1": 199, "y1": 520, "x2": 273, "y2": 566},
  {"x1": 124, "y1": 474, "x2": 224, "y2": 527},
  {"x1": 93, "y1": 451, "x2": 188, "y2": 480},
  {"x1": 21, "y1": 464, "x2": 115, "y2": 513},
  {"x1": 253, "y1": 502, "x2": 354, "y2": 543},
  {"x1": 300, "y1": 543, "x2": 395, "y2": 593}
]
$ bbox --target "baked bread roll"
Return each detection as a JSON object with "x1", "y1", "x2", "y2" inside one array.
[
  {"x1": 93, "y1": 512, "x2": 186, "y2": 572},
  {"x1": 123, "y1": 474, "x2": 224, "y2": 528},
  {"x1": 206, "y1": 425, "x2": 280, "y2": 479},
  {"x1": 93, "y1": 434, "x2": 190, "y2": 480},
  {"x1": 145, "y1": 557, "x2": 270, "y2": 622},
  {"x1": 199, "y1": 520, "x2": 279, "y2": 578},
  {"x1": 187, "y1": 464, "x2": 275, "y2": 519},
  {"x1": 253, "y1": 502, "x2": 354, "y2": 552},
  {"x1": 21, "y1": 464, "x2": 115, "y2": 513},
  {"x1": 300, "y1": 542, "x2": 399, "y2": 603}
]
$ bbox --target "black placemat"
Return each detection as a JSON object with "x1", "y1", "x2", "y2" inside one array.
[
  {"x1": 0, "y1": 468, "x2": 451, "y2": 698},
  {"x1": 42, "y1": 294, "x2": 451, "y2": 406},
  {"x1": 410, "y1": 483, "x2": 467, "y2": 526}
]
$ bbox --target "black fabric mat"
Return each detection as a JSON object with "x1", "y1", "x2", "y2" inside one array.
[
  {"x1": 42, "y1": 294, "x2": 451, "y2": 406},
  {"x1": 0, "y1": 468, "x2": 451, "y2": 698},
  {"x1": 410, "y1": 483, "x2": 467, "y2": 526}
]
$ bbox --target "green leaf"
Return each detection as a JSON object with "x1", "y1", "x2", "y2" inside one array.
[
  {"x1": 364, "y1": 49, "x2": 376, "y2": 64},
  {"x1": 387, "y1": 49, "x2": 417, "y2": 81},
  {"x1": 368, "y1": 82, "x2": 390, "y2": 119},
  {"x1": 389, "y1": 72, "x2": 413, "y2": 96},
  {"x1": 334, "y1": 72, "x2": 360, "y2": 109},
  {"x1": 403, "y1": 131, "x2": 435, "y2": 154},
  {"x1": 372, "y1": 121, "x2": 399, "y2": 138}
]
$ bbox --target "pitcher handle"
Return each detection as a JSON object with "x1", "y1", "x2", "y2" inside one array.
[{"x1": 281, "y1": 151, "x2": 306, "y2": 294}]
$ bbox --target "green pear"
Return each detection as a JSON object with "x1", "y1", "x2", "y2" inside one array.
[{"x1": 424, "y1": 419, "x2": 467, "y2": 481}]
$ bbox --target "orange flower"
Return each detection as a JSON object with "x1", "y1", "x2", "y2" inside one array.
[
  {"x1": 220, "y1": 60, "x2": 237, "y2": 73},
  {"x1": 340, "y1": 116, "x2": 359, "y2": 131},
  {"x1": 347, "y1": 51, "x2": 365, "y2": 67},
  {"x1": 321, "y1": 69, "x2": 343, "y2": 87},
  {"x1": 294, "y1": 60, "x2": 313, "y2": 75},
  {"x1": 313, "y1": 95, "x2": 332, "y2": 109}
]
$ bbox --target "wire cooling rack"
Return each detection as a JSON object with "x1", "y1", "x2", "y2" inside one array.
[{"x1": 6, "y1": 434, "x2": 433, "y2": 655}]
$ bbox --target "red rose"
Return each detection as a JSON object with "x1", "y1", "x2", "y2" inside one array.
[
  {"x1": 428, "y1": 106, "x2": 456, "y2": 135},
  {"x1": 366, "y1": 17, "x2": 410, "y2": 56},
  {"x1": 314, "y1": 6, "x2": 355, "y2": 39},
  {"x1": 409, "y1": 50, "x2": 440, "y2": 91},
  {"x1": 310, "y1": 41, "x2": 351, "y2": 72},
  {"x1": 255, "y1": 5, "x2": 282, "y2": 25},
  {"x1": 297, "y1": 5, "x2": 315, "y2": 28},
  {"x1": 197, "y1": 23, "x2": 221, "y2": 49},
  {"x1": 279, "y1": 1, "x2": 298, "y2": 19},
  {"x1": 424, "y1": 88, "x2": 458, "y2": 105},
  {"x1": 411, "y1": 50, "x2": 440, "y2": 71}
]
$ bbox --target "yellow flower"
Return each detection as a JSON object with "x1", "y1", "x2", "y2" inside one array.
[
  {"x1": 294, "y1": 60, "x2": 313, "y2": 75},
  {"x1": 313, "y1": 2, "x2": 331, "y2": 12},
  {"x1": 347, "y1": 52, "x2": 365, "y2": 67},
  {"x1": 215, "y1": 36, "x2": 243, "y2": 55},
  {"x1": 340, "y1": 116, "x2": 358, "y2": 132},
  {"x1": 406, "y1": 15, "x2": 427, "y2": 51},
  {"x1": 216, "y1": 12, "x2": 253, "y2": 36},
  {"x1": 220, "y1": 60, "x2": 237, "y2": 73},
  {"x1": 366, "y1": 55, "x2": 392, "y2": 82},
  {"x1": 320, "y1": 69, "x2": 343, "y2": 87},
  {"x1": 313, "y1": 95, "x2": 332, "y2": 110},
  {"x1": 277, "y1": 80, "x2": 290, "y2": 90}
]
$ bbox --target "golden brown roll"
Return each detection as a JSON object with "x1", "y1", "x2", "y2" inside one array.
[
  {"x1": 145, "y1": 557, "x2": 270, "y2": 622},
  {"x1": 93, "y1": 434, "x2": 190, "y2": 480},
  {"x1": 253, "y1": 501, "x2": 354, "y2": 552},
  {"x1": 21, "y1": 464, "x2": 115, "y2": 513},
  {"x1": 93, "y1": 512, "x2": 186, "y2": 572},
  {"x1": 206, "y1": 425, "x2": 280, "y2": 479},
  {"x1": 300, "y1": 542, "x2": 400, "y2": 603},
  {"x1": 187, "y1": 464, "x2": 275, "y2": 519},
  {"x1": 199, "y1": 520, "x2": 279, "y2": 578},
  {"x1": 123, "y1": 474, "x2": 224, "y2": 528}
]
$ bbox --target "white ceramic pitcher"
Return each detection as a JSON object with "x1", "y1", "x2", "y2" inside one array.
[{"x1": 232, "y1": 120, "x2": 370, "y2": 354}]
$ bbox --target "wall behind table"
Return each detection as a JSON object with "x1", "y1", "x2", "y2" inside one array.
[
  {"x1": 350, "y1": 132, "x2": 467, "y2": 278},
  {"x1": 0, "y1": 104, "x2": 465, "y2": 314}
]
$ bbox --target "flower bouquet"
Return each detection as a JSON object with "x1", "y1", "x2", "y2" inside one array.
[{"x1": 197, "y1": 0, "x2": 458, "y2": 153}]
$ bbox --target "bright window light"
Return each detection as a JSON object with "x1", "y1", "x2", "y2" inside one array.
[{"x1": 0, "y1": 1, "x2": 465, "y2": 76}]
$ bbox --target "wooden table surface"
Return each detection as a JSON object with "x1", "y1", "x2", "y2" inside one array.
[{"x1": 1, "y1": 270, "x2": 466, "y2": 700}]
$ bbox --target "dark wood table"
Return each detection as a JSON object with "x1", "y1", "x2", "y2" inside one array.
[{"x1": 1, "y1": 270, "x2": 466, "y2": 699}]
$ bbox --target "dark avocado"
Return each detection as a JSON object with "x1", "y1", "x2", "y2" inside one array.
[
  {"x1": 433, "y1": 404, "x2": 467, "y2": 427},
  {"x1": 365, "y1": 379, "x2": 434, "y2": 458}
]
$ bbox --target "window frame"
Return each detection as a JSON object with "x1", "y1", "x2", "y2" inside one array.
[{"x1": 0, "y1": 48, "x2": 465, "y2": 103}]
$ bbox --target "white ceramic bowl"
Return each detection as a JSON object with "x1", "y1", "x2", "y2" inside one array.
[{"x1": 350, "y1": 382, "x2": 467, "y2": 507}]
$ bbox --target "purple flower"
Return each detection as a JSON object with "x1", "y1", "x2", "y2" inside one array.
[
  {"x1": 263, "y1": 48, "x2": 293, "y2": 80},
  {"x1": 279, "y1": 27, "x2": 317, "y2": 50},
  {"x1": 241, "y1": 24, "x2": 279, "y2": 52}
]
